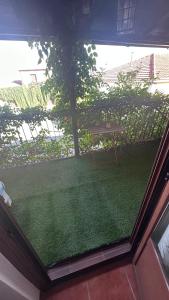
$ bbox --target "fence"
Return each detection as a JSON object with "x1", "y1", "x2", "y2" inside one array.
[
  {"x1": 9, "y1": 119, "x2": 63, "y2": 145},
  {"x1": 77, "y1": 98, "x2": 168, "y2": 153},
  {"x1": 0, "y1": 97, "x2": 168, "y2": 167}
]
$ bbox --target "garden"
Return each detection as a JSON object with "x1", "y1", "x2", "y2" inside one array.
[
  {"x1": 0, "y1": 89, "x2": 167, "y2": 266},
  {"x1": 0, "y1": 77, "x2": 168, "y2": 168},
  {"x1": 0, "y1": 39, "x2": 168, "y2": 266}
]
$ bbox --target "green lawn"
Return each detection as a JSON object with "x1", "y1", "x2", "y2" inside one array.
[{"x1": 1, "y1": 140, "x2": 159, "y2": 266}]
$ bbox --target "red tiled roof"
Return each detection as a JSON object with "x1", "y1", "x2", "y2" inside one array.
[{"x1": 103, "y1": 53, "x2": 169, "y2": 84}]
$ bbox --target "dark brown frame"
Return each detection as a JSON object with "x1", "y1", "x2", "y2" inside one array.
[
  {"x1": 132, "y1": 180, "x2": 169, "y2": 299},
  {"x1": 46, "y1": 124, "x2": 169, "y2": 283},
  {"x1": 0, "y1": 125, "x2": 168, "y2": 288},
  {"x1": 0, "y1": 197, "x2": 50, "y2": 290},
  {"x1": 151, "y1": 199, "x2": 169, "y2": 283},
  {"x1": 130, "y1": 124, "x2": 169, "y2": 247}
]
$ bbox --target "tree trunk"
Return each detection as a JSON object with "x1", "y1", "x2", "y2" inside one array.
[{"x1": 63, "y1": 37, "x2": 80, "y2": 157}]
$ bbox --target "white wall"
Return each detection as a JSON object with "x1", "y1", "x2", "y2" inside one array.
[
  {"x1": 0, "y1": 253, "x2": 40, "y2": 300},
  {"x1": 19, "y1": 70, "x2": 46, "y2": 85},
  {"x1": 149, "y1": 82, "x2": 169, "y2": 94}
]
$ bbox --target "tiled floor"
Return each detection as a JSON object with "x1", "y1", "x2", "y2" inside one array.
[{"x1": 42, "y1": 264, "x2": 139, "y2": 300}]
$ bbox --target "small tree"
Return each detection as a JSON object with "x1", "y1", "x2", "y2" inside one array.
[
  {"x1": 107, "y1": 70, "x2": 153, "y2": 99},
  {"x1": 29, "y1": 40, "x2": 101, "y2": 109},
  {"x1": 29, "y1": 38, "x2": 102, "y2": 156}
]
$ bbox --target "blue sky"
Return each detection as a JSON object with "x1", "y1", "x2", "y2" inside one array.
[{"x1": 0, "y1": 41, "x2": 168, "y2": 87}]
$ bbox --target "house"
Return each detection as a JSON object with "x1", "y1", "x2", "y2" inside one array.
[
  {"x1": 18, "y1": 68, "x2": 46, "y2": 85},
  {"x1": 104, "y1": 53, "x2": 169, "y2": 94}
]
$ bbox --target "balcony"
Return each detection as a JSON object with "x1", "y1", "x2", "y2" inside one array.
[{"x1": 0, "y1": 97, "x2": 167, "y2": 267}]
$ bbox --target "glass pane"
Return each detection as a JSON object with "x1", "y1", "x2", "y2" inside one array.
[
  {"x1": 117, "y1": 0, "x2": 136, "y2": 33},
  {"x1": 0, "y1": 42, "x2": 168, "y2": 267}
]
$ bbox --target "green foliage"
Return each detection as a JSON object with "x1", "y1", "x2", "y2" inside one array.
[
  {"x1": 112, "y1": 70, "x2": 153, "y2": 97},
  {"x1": 0, "y1": 69, "x2": 168, "y2": 168},
  {"x1": 29, "y1": 40, "x2": 103, "y2": 109},
  {"x1": 0, "y1": 105, "x2": 21, "y2": 146},
  {"x1": 20, "y1": 106, "x2": 47, "y2": 127},
  {"x1": 0, "y1": 106, "x2": 47, "y2": 147},
  {"x1": 0, "y1": 105, "x2": 74, "y2": 167},
  {"x1": 79, "y1": 131, "x2": 93, "y2": 153},
  {"x1": 0, "y1": 95, "x2": 168, "y2": 168},
  {"x1": 0, "y1": 137, "x2": 74, "y2": 168},
  {"x1": 0, "y1": 85, "x2": 49, "y2": 108},
  {"x1": 76, "y1": 70, "x2": 169, "y2": 153}
]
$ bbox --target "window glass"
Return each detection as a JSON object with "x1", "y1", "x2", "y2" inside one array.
[{"x1": 0, "y1": 41, "x2": 168, "y2": 266}]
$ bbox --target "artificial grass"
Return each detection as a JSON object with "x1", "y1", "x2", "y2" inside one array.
[{"x1": 1, "y1": 140, "x2": 159, "y2": 266}]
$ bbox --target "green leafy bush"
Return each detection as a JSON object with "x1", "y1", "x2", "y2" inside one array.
[
  {"x1": 0, "y1": 85, "x2": 49, "y2": 108},
  {"x1": 0, "y1": 69, "x2": 169, "y2": 167}
]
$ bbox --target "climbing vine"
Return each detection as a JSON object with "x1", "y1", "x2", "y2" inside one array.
[{"x1": 28, "y1": 39, "x2": 102, "y2": 109}]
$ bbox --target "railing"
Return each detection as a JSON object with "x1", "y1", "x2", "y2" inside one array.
[
  {"x1": 2, "y1": 119, "x2": 62, "y2": 145},
  {"x1": 0, "y1": 97, "x2": 168, "y2": 167},
  {"x1": 77, "y1": 98, "x2": 168, "y2": 153},
  {"x1": 0, "y1": 106, "x2": 74, "y2": 167}
]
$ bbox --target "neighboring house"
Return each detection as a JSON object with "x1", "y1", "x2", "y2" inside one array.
[
  {"x1": 103, "y1": 53, "x2": 169, "y2": 94},
  {"x1": 18, "y1": 68, "x2": 46, "y2": 85}
]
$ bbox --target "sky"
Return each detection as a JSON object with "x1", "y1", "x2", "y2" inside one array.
[{"x1": 0, "y1": 41, "x2": 169, "y2": 87}]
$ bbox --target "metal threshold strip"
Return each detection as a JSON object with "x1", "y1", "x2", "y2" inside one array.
[{"x1": 48, "y1": 241, "x2": 131, "y2": 281}]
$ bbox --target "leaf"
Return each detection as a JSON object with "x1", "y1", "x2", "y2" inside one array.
[
  {"x1": 38, "y1": 57, "x2": 42, "y2": 64},
  {"x1": 38, "y1": 49, "x2": 43, "y2": 59},
  {"x1": 87, "y1": 46, "x2": 91, "y2": 53}
]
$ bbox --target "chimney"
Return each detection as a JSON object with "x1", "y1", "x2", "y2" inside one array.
[{"x1": 149, "y1": 54, "x2": 155, "y2": 79}]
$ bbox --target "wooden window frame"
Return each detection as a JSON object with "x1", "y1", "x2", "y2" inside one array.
[{"x1": 0, "y1": 120, "x2": 168, "y2": 289}]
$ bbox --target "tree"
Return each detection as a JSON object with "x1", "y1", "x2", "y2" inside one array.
[
  {"x1": 107, "y1": 70, "x2": 153, "y2": 99},
  {"x1": 29, "y1": 40, "x2": 101, "y2": 106},
  {"x1": 29, "y1": 38, "x2": 101, "y2": 156}
]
